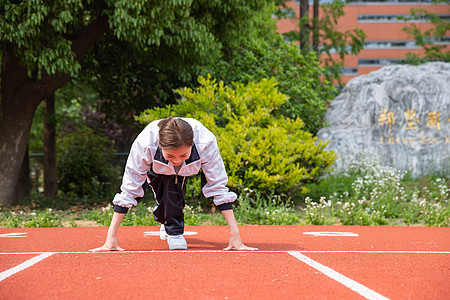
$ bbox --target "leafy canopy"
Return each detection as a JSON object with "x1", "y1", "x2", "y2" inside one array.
[{"x1": 0, "y1": 0, "x2": 268, "y2": 79}]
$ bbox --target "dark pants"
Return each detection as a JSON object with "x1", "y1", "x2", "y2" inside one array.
[{"x1": 147, "y1": 169, "x2": 188, "y2": 236}]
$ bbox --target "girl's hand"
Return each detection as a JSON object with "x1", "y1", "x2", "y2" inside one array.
[
  {"x1": 223, "y1": 233, "x2": 258, "y2": 251},
  {"x1": 90, "y1": 212, "x2": 126, "y2": 252},
  {"x1": 221, "y1": 209, "x2": 258, "y2": 251},
  {"x1": 89, "y1": 236, "x2": 124, "y2": 252}
]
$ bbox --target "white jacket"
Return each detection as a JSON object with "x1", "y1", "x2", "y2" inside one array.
[{"x1": 112, "y1": 118, "x2": 237, "y2": 209}]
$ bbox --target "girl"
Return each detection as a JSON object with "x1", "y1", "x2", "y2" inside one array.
[{"x1": 90, "y1": 117, "x2": 257, "y2": 251}]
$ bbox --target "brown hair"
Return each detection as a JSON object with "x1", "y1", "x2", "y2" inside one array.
[{"x1": 157, "y1": 117, "x2": 194, "y2": 150}]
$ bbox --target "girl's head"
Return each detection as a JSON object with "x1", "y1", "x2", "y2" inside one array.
[{"x1": 158, "y1": 117, "x2": 193, "y2": 166}]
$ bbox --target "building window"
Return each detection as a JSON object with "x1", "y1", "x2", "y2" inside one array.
[
  {"x1": 347, "y1": 0, "x2": 434, "y2": 3},
  {"x1": 358, "y1": 58, "x2": 405, "y2": 66},
  {"x1": 363, "y1": 40, "x2": 418, "y2": 49},
  {"x1": 358, "y1": 14, "x2": 450, "y2": 23},
  {"x1": 429, "y1": 36, "x2": 450, "y2": 44},
  {"x1": 340, "y1": 67, "x2": 358, "y2": 75}
]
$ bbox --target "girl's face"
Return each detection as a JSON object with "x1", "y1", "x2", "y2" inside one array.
[{"x1": 161, "y1": 145, "x2": 192, "y2": 166}]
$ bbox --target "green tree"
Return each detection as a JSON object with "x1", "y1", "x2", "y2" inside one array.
[
  {"x1": 401, "y1": 7, "x2": 450, "y2": 64},
  {"x1": 0, "y1": 0, "x2": 270, "y2": 205},
  {"x1": 81, "y1": 1, "x2": 271, "y2": 123},
  {"x1": 218, "y1": 35, "x2": 335, "y2": 134},
  {"x1": 281, "y1": 0, "x2": 366, "y2": 83},
  {"x1": 213, "y1": 2, "x2": 336, "y2": 134}
]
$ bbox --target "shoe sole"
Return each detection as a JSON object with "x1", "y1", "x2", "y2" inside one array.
[{"x1": 169, "y1": 245, "x2": 188, "y2": 250}]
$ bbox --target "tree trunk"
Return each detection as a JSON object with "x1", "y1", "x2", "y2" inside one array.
[
  {"x1": 0, "y1": 15, "x2": 109, "y2": 206},
  {"x1": 299, "y1": 0, "x2": 310, "y2": 52},
  {"x1": 313, "y1": 0, "x2": 320, "y2": 53},
  {"x1": 14, "y1": 145, "x2": 31, "y2": 203},
  {"x1": 0, "y1": 97, "x2": 39, "y2": 206},
  {"x1": 0, "y1": 43, "x2": 40, "y2": 205},
  {"x1": 43, "y1": 93, "x2": 58, "y2": 198}
]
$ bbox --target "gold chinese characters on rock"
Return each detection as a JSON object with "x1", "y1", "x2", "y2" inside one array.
[{"x1": 378, "y1": 109, "x2": 450, "y2": 147}]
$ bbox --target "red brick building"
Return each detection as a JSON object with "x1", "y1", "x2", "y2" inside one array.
[{"x1": 276, "y1": 0, "x2": 449, "y2": 83}]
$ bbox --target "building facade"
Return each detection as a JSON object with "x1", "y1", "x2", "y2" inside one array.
[{"x1": 276, "y1": 0, "x2": 450, "y2": 83}]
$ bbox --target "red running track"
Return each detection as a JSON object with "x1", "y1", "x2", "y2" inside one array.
[{"x1": 0, "y1": 225, "x2": 449, "y2": 299}]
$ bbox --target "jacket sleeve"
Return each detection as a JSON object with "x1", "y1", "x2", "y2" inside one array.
[
  {"x1": 201, "y1": 137, "x2": 237, "y2": 206},
  {"x1": 112, "y1": 138, "x2": 153, "y2": 209}
]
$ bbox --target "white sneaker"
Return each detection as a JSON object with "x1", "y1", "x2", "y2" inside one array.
[
  {"x1": 168, "y1": 235, "x2": 187, "y2": 250},
  {"x1": 159, "y1": 224, "x2": 168, "y2": 241}
]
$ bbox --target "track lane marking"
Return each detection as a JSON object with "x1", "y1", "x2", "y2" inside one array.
[
  {"x1": 0, "y1": 252, "x2": 54, "y2": 282},
  {"x1": 0, "y1": 233, "x2": 27, "y2": 238},
  {"x1": 0, "y1": 250, "x2": 449, "y2": 255},
  {"x1": 303, "y1": 232, "x2": 359, "y2": 237},
  {"x1": 288, "y1": 251, "x2": 390, "y2": 300}
]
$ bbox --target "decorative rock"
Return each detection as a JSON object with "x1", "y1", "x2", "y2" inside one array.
[{"x1": 317, "y1": 62, "x2": 450, "y2": 177}]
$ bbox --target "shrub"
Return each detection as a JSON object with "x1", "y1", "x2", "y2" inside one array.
[
  {"x1": 137, "y1": 76, "x2": 336, "y2": 201},
  {"x1": 57, "y1": 127, "x2": 121, "y2": 199}
]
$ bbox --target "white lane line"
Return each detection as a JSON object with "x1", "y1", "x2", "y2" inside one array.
[
  {"x1": 0, "y1": 233, "x2": 27, "y2": 238},
  {"x1": 0, "y1": 252, "x2": 55, "y2": 282},
  {"x1": 288, "y1": 251, "x2": 390, "y2": 300},
  {"x1": 0, "y1": 250, "x2": 449, "y2": 255},
  {"x1": 144, "y1": 231, "x2": 198, "y2": 237},
  {"x1": 299, "y1": 250, "x2": 450, "y2": 254},
  {"x1": 303, "y1": 232, "x2": 359, "y2": 237}
]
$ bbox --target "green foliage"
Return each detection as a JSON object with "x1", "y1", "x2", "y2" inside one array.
[
  {"x1": 401, "y1": 8, "x2": 450, "y2": 63},
  {"x1": 0, "y1": 0, "x2": 271, "y2": 94},
  {"x1": 217, "y1": 32, "x2": 336, "y2": 134},
  {"x1": 78, "y1": 0, "x2": 273, "y2": 122},
  {"x1": 234, "y1": 189, "x2": 301, "y2": 225},
  {"x1": 0, "y1": 0, "x2": 86, "y2": 78},
  {"x1": 84, "y1": 203, "x2": 155, "y2": 226},
  {"x1": 0, "y1": 208, "x2": 63, "y2": 228},
  {"x1": 211, "y1": 2, "x2": 336, "y2": 134},
  {"x1": 317, "y1": 0, "x2": 366, "y2": 83},
  {"x1": 57, "y1": 127, "x2": 120, "y2": 199},
  {"x1": 29, "y1": 82, "x2": 95, "y2": 155},
  {"x1": 138, "y1": 76, "x2": 336, "y2": 200},
  {"x1": 304, "y1": 156, "x2": 450, "y2": 226}
]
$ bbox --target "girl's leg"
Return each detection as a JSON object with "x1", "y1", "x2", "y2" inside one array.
[{"x1": 147, "y1": 169, "x2": 187, "y2": 236}]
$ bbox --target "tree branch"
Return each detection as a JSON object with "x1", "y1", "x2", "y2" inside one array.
[{"x1": 38, "y1": 14, "x2": 110, "y2": 98}]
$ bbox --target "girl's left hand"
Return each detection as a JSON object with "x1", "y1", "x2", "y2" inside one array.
[{"x1": 223, "y1": 234, "x2": 258, "y2": 251}]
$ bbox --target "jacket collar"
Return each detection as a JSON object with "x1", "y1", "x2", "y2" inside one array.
[{"x1": 154, "y1": 144, "x2": 200, "y2": 165}]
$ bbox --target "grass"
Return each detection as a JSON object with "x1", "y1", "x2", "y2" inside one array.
[{"x1": 1, "y1": 157, "x2": 449, "y2": 228}]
